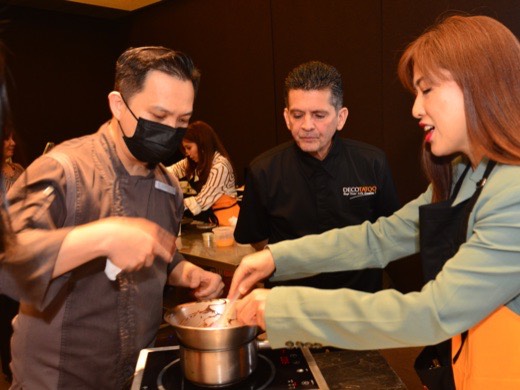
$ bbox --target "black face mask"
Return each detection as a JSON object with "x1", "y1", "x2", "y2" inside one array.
[{"x1": 120, "y1": 97, "x2": 187, "y2": 165}]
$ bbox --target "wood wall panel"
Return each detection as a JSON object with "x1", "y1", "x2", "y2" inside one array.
[
  {"x1": 128, "y1": 0, "x2": 277, "y2": 183},
  {"x1": 270, "y1": 0, "x2": 383, "y2": 148},
  {"x1": 0, "y1": 6, "x2": 128, "y2": 166}
]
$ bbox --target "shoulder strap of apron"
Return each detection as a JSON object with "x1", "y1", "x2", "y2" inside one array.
[
  {"x1": 453, "y1": 159, "x2": 497, "y2": 364},
  {"x1": 455, "y1": 160, "x2": 497, "y2": 244},
  {"x1": 450, "y1": 163, "x2": 472, "y2": 201}
]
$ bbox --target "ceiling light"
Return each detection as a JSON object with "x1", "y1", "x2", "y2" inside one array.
[{"x1": 66, "y1": 0, "x2": 163, "y2": 11}]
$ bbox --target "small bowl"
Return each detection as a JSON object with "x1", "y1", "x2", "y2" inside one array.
[{"x1": 212, "y1": 226, "x2": 234, "y2": 247}]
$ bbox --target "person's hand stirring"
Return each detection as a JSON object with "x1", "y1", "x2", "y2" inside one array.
[{"x1": 227, "y1": 249, "x2": 276, "y2": 330}]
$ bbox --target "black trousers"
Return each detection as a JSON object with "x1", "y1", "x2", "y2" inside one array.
[{"x1": 0, "y1": 294, "x2": 19, "y2": 379}]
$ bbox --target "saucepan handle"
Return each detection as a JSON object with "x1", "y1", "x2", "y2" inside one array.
[{"x1": 256, "y1": 332, "x2": 272, "y2": 350}]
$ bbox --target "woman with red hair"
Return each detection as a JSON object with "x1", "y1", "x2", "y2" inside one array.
[{"x1": 229, "y1": 15, "x2": 520, "y2": 390}]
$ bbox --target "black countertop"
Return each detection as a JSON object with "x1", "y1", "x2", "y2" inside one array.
[
  {"x1": 176, "y1": 222, "x2": 255, "y2": 276},
  {"x1": 312, "y1": 348, "x2": 406, "y2": 389}
]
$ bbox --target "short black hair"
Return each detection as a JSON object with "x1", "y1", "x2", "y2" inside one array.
[
  {"x1": 114, "y1": 46, "x2": 201, "y2": 99},
  {"x1": 284, "y1": 61, "x2": 343, "y2": 110}
]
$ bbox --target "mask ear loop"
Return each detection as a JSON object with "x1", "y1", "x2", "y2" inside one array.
[
  {"x1": 119, "y1": 93, "x2": 139, "y2": 121},
  {"x1": 116, "y1": 93, "x2": 138, "y2": 139}
]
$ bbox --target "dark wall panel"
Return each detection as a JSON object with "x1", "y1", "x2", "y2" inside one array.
[
  {"x1": 0, "y1": 6, "x2": 129, "y2": 165},
  {"x1": 270, "y1": 0, "x2": 383, "y2": 149},
  {"x1": 128, "y1": 0, "x2": 277, "y2": 184},
  {"x1": 129, "y1": 0, "x2": 385, "y2": 184}
]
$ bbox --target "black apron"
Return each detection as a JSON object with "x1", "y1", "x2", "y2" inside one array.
[{"x1": 415, "y1": 160, "x2": 496, "y2": 390}]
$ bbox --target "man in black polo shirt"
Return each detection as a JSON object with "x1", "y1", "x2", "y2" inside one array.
[{"x1": 234, "y1": 61, "x2": 400, "y2": 292}]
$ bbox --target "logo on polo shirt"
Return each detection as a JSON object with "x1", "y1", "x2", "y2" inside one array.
[{"x1": 342, "y1": 185, "x2": 377, "y2": 199}]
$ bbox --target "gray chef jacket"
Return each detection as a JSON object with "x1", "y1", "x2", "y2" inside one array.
[{"x1": 5, "y1": 123, "x2": 184, "y2": 389}]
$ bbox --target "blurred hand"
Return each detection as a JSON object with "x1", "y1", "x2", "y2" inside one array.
[
  {"x1": 235, "y1": 288, "x2": 270, "y2": 330},
  {"x1": 227, "y1": 249, "x2": 275, "y2": 300},
  {"x1": 169, "y1": 260, "x2": 224, "y2": 300},
  {"x1": 53, "y1": 216, "x2": 177, "y2": 278},
  {"x1": 104, "y1": 217, "x2": 176, "y2": 272}
]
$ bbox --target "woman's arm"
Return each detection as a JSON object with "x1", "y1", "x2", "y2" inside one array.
[
  {"x1": 269, "y1": 187, "x2": 431, "y2": 280},
  {"x1": 184, "y1": 155, "x2": 234, "y2": 215},
  {"x1": 263, "y1": 167, "x2": 520, "y2": 349},
  {"x1": 166, "y1": 158, "x2": 188, "y2": 179},
  {"x1": 229, "y1": 186, "x2": 431, "y2": 299}
]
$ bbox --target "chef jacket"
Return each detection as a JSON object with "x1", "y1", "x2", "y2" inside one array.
[
  {"x1": 235, "y1": 135, "x2": 399, "y2": 291},
  {"x1": 4, "y1": 123, "x2": 184, "y2": 389}
]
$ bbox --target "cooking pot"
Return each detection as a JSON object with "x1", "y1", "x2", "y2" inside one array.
[{"x1": 164, "y1": 298, "x2": 270, "y2": 387}]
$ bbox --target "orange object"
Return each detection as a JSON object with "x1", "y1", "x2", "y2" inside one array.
[
  {"x1": 212, "y1": 194, "x2": 240, "y2": 226},
  {"x1": 215, "y1": 237, "x2": 234, "y2": 247},
  {"x1": 452, "y1": 305, "x2": 520, "y2": 389},
  {"x1": 212, "y1": 227, "x2": 234, "y2": 247}
]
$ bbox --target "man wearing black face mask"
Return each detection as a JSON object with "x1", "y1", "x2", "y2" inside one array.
[
  {"x1": 4, "y1": 46, "x2": 224, "y2": 389},
  {"x1": 118, "y1": 94, "x2": 187, "y2": 167}
]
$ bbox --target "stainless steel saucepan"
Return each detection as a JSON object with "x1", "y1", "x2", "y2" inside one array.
[{"x1": 164, "y1": 298, "x2": 270, "y2": 387}]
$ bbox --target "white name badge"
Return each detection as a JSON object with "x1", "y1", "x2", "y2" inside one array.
[{"x1": 155, "y1": 180, "x2": 176, "y2": 195}]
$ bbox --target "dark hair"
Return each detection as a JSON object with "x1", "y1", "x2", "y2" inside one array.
[
  {"x1": 114, "y1": 46, "x2": 201, "y2": 100},
  {"x1": 183, "y1": 121, "x2": 234, "y2": 190},
  {"x1": 2, "y1": 116, "x2": 14, "y2": 142},
  {"x1": 0, "y1": 40, "x2": 14, "y2": 253},
  {"x1": 284, "y1": 61, "x2": 344, "y2": 110},
  {"x1": 398, "y1": 15, "x2": 520, "y2": 202},
  {"x1": 0, "y1": 43, "x2": 9, "y2": 157}
]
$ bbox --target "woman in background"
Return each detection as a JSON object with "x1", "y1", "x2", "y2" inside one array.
[
  {"x1": 0, "y1": 123, "x2": 24, "y2": 383},
  {"x1": 0, "y1": 43, "x2": 19, "y2": 384},
  {"x1": 167, "y1": 120, "x2": 239, "y2": 226},
  {"x1": 0, "y1": 43, "x2": 13, "y2": 270},
  {"x1": 2, "y1": 124, "x2": 24, "y2": 192}
]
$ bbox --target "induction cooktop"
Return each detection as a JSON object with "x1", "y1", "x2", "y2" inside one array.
[{"x1": 131, "y1": 345, "x2": 329, "y2": 389}]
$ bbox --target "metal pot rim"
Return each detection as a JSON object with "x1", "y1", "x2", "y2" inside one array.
[
  {"x1": 164, "y1": 312, "x2": 252, "y2": 331},
  {"x1": 164, "y1": 298, "x2": 257, "y2": 331},
  {"x1": 164, "y1": 298, "x2": 259, "y2": 351}
]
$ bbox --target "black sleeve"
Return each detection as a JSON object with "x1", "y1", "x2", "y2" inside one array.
[
  {"x1": 375, "y1": 155, "x2": 400, "y2": 217},
  {"x1": 233, "y1": 166, "x2": 270, "y2": 244}
]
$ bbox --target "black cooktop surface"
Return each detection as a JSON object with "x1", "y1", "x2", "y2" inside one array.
[{"x1": 132, "y1": 345, "x2": 328, "y2": 390}]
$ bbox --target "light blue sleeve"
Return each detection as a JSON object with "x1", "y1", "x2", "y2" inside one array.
[
  {"x1": 269, "y1": 186, "x2": 431, "y2": 281},
  {"x1": 264, "y1": 165, "x2": 520, "y2": 350}
]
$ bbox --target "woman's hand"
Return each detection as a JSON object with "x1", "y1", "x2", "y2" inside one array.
[
  {"x1": 235, "y1": 288, "x2": 270, "y2": 330},
  {"x1": 227, "y1": 249, "x2": 276, "y2": 299}
]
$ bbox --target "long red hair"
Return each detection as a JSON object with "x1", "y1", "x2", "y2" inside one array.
[{"x1": 398, "y1": 15, "x2": 520, "y2": 202}]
